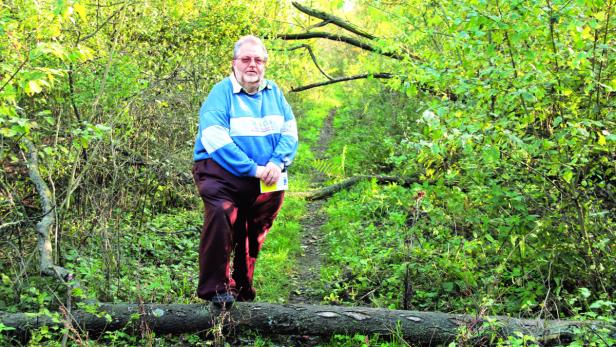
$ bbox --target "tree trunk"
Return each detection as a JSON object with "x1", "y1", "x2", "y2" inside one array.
[
  {"x1": 2, "y1": 302, "x2": 611, "y2": 345},
  {"x1": 22, "y1": 138, "x2": 70, "y2": 282}
]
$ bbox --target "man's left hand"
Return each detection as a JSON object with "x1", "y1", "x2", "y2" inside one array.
[{"x1": 261, "y1": 162, "x2": 282, "y2": 186}]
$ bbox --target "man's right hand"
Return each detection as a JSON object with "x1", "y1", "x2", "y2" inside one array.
[{"x1": 256, "y1": 162, "x2": 282, "y2": 186}]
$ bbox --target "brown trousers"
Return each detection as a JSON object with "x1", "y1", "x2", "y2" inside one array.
[{"x1": 192, "y1": 159, "x2": 284, "y2": 301}]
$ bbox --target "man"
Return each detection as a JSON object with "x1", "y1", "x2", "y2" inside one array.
[{"x1": 192, "y1": 35, "x2": 298, "y2": 306}]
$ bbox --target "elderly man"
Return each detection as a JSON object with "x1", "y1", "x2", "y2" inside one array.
[{"x1": 192, "y1": 35, "x2": 298, "y2": 306}]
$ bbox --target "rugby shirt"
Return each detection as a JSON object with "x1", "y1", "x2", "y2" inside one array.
[{"x1": 193, "y1": 74, "x2": 298, "y2": 177}]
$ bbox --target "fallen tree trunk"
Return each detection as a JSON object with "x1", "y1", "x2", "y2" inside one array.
[
  {"x1": 291, "y1": 175, "x2": 420, "y2": 201},
  {"x1": 2, "y1": 302, "x2": 611, "y2": 345}
]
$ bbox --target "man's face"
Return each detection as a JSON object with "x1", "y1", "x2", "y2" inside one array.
[{"x1": 232, "y1": 42, "x2": 266, "y2": 91}]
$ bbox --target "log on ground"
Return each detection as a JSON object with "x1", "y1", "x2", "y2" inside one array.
[
  {"x1": 1, "y1": 302, "x2": 612, "y2": 345},
  {"x1": 292, "y1": 175, "x2": 420, "y2": 201}
]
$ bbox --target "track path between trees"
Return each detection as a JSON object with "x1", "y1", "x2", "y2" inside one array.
[{"x1": 287, "y1": 108, "x2": 337, "y2": 304}]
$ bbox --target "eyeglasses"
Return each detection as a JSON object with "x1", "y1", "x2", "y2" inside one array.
[{"x1": 235, "y1": 56, "x2": 266, "y2": 66}]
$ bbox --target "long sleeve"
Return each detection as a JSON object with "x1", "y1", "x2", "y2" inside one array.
[
  {"x1": 268, "y1": 90, "x2": 298, "y2": 168},
  {"x1": 198, "y1": 84, "x2": 258, "y2": 177}
]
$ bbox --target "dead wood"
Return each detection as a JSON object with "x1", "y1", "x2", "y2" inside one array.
[
  {"x1": 277, "y1": 31, "x2": 409, "y2": 61},
  {"x1": 291, "y1": 175, "x2": 419, "y2": 201},
  {"x1": 276, "y1": 3, "x2": 459, "y2": 100},
  {"x1": 1, "y1": 302, "x2": 611, "y2": 345},
  {"x1": 291, "y1": 1, "x2": 376, "y2": 40}
]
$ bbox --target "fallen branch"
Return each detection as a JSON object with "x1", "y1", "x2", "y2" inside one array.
[
  {"x1": 292, "y1": 1, "x2": 376, "y2": 40},
  {"x1": 291, "y1": 175, "x2": 419, "y2": 201},
  {"x1": 277, "y1": 3, "x2": 460, "y2": 100},
  {"x1": 276, "y1": 31, "x2": 411, "y2": 61},
  {"x1": 1, "y1": 302, "x2": 611, "y2": 345},
  {"x1": 291, "y1": 73, "x2": 393, "y2": 92}
]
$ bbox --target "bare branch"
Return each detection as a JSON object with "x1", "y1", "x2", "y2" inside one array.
[
  {"x1": 0, "y1": 57, "x2": 29, "y2": 94},
  {"x1": 277, "y1": 2, "x2": 458, "y2": 98},
  {"x1": 292, "y1": 1, "x2": 377, "y2": 40},
  {"x1": 78, "y1": 4, "x2": 126, "y2": 43},
  {"x1": 286, "y1": 44, "x2": 334, "y2": 80},
  {"x1": 290, "y1": 73, "x2": 393, "y2": 92},
  {"x1": 290, "y1": 72, "x2": 457, "y2": 101},
  {"x1": 306, "y1": 20, "x2": 332, "y2": 30},
  {"x1": 277, "y1": 31, "x2": 414, "y2": 61}
]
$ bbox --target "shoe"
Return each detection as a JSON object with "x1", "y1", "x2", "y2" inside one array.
[
  {"x1": 236, "y1": 288, "x2": 256, "y2": 302},
  {"x1": 210, "y1": 292, "x2": 235, "y2": 308}
]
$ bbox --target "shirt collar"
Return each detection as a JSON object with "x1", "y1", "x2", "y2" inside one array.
[{"x1": 230, "y1": 72, "x2": 270, "y2": 94}]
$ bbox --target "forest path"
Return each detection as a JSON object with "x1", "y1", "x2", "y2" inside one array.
[{"x1": 287, "y1": 108, "x2": 336, "y2": 304}]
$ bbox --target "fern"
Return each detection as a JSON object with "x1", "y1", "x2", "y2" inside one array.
[{"x1": 312, "y1": 159, "x2": 343, "y2": 179}]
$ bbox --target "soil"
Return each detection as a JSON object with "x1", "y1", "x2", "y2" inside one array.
[{"x1": 288, "y1": 108, "x2": 336, "y2": 305}]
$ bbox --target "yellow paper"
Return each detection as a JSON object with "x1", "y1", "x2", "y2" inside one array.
[{"x1": 260, "y1": 171, "x2": 288, "y2": 193}]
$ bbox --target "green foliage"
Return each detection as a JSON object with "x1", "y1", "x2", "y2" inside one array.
[
  {"x1": 288, "y1": 91, "x2": 343, "y2": 184},
  {"x1": 302, "y1": 0, "x2": 614, "y2": 322},
  {"x1": 1, "y1": 0, "x2": 614, "y2": 345},
  {"x1": 328, "y1": 330, "x2": 411, "y2": 347},
  {"x1": 254, "y1": 197, "x2": 305, "y2": 302}
]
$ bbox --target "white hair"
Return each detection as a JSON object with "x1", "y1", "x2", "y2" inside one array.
[{"x1": 233, "y1": 35, "x2": 268, "y2": 60}]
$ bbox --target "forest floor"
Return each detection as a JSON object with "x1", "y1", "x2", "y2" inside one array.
[{"x1": 288, "y1": 108, "x2": 337, "y2": 305}]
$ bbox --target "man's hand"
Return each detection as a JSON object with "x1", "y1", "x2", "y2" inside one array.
[{"x1": 256, "y1": 162, "x2": 282, "y2": 186}]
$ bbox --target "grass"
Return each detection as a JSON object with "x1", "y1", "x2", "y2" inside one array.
[{"x1": 253, "y1": 196, "x2": 305, "y2": 302}]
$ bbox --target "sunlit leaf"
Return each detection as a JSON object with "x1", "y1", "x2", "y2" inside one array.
[
  {"x1": 26, "y1": 80, "x2": 42, "y2": 95},
  {"x1": 73, "y1": 3, "x2": 87, "y2": 20}
]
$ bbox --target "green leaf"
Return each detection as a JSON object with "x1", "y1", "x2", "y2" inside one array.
[
  {"x1": 73, "y1": 3, "x2": 87, "y2": 20},
  {"x1": 597, "y1": 132, "x2": 606, "y2": 146},
  {"x1": 0, "y1": 323, "x2": 16, "y2": 332},
  {"x1": 562, "y1": 170, "x2": 573, "y2": 184},
  {"x1": 482, "y1": 146, "x2": 500, "y2": 164},
  {"x1": 26, "y1": 80, "x2": 43, "y2": 95}
]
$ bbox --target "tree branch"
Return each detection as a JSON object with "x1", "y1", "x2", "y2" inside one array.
[
  {"x1": 276, "y1": 31, "x2": 413, "y2": 61},
  {"x1": 306, "y1": 20, "x2": 332, "y2": 30},
  {"x1": 286, "y1": 44, "x2": 334, "y2": 80},
  {"x1": 290, "y1": 74, "x2": 456, "y2": 102},
  {"x1": 67, "y1": 65, "x2": 88, "y2": 161},
  {"x1": 292, "y1": 1, "x2": 376, "y2": 40},
  {"x1": 290, "y1": 73, "x2": 393, "y2": 92},
  {"x1": 0, "y1": 57, "x2": 29, "y2": 94},
  {"x1": 277, "y1": 3, "x2": 459, "y2": 98},
  {"x1": 290, "y1": 175, "x2": 417, "y2": 200},
  {"x1": 21, "y1": 138, "x2": 70, "y2": 282},
  {"x1": 78, "y1": 5, "x2": 126, "y2": 43}
]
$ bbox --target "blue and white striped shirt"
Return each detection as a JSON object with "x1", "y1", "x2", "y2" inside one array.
[{"x1": 193, "y1": 75, "x2": 298, "y2": 177}]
